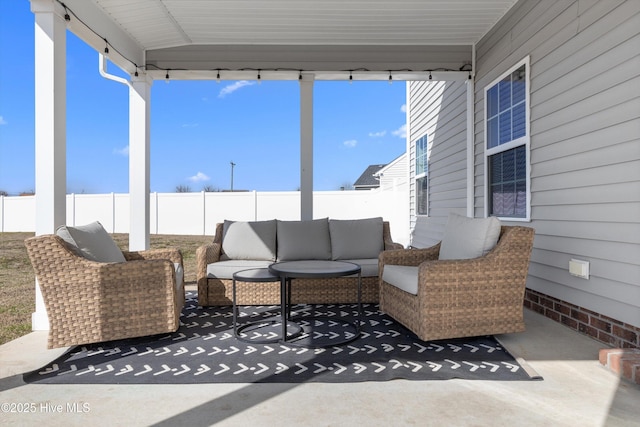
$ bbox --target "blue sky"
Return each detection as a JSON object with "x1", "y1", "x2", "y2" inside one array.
[{"x1": 0, "y1": 1, "x2": 407, "y2": 195}]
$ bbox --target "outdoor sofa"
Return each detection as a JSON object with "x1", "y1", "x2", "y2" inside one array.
[
  {"x1": 196, "y1": 217, "x2": 402, "y2": 306},
  {"x1": 25, "y1": 221, "x2": 185, "y2": 349}
]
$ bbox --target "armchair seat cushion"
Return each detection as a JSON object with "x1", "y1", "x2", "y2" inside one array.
[
  {"x1": 381, "y1": 265, "x2": 419, "y2": 295},
  {"x1": 174, "y1": 262, "x2": 184, "y2": 291}
]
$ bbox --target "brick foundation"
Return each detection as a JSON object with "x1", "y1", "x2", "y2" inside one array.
[{"x1": 524, "y1": 289, "x2": 639, "y2": 349}]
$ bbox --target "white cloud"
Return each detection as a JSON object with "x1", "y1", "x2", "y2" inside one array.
[
  {"x1": 218, "y1": 80, "x2": 256, "y2": 98},
  {"x1": 113, "y1": 145, "x2": 129, "y2": 156},
  {"x1": 368, "y1": 130, "x2": 386, "y2": 138},
  {"x1": 392, "y1": 124, "x2": 407, "y2": 139},
  {"x1": 188, "y1": 172, "x2": 210, "y2": 182},
  {"x1": 0, "y1": 116, "x2": 7, "y2": 125},
  {"x1": 400, "y1": 104, "x2": 407, "y2": 113},
  {"x1": 343, "y1": 139, "x2": 358, "y2": 148}
]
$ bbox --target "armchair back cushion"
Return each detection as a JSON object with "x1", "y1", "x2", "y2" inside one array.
[
  {"x1": 438, "y1": 213, "x2": 501, "y2": 260},
  {"x1": 277, "y1": 218, "x2": 331, "y2": 261},
  {"x1": 329, "y1": 217, "x2": 383, "y2": 260},
  {"x1": 221, "y1": 220, "x2": 277, "y2": 261},
  {"x1": 56, "y1": 221, "x2": 125, "y2": 263}
]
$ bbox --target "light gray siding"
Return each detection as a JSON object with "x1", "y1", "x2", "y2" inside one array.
[
  {"x1": 407, "y1": 80, "x2": 469, "y2": 248},
  {"x1": 474, "y1": 0, "x2": 640, "y2": 326}
]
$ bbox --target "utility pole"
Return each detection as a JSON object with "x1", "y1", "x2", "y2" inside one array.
[{"x1": 230, "y1": 161, "x2": 236, "y2": 192}]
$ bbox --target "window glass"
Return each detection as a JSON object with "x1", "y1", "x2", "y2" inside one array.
[
  {"x1": 487, "y1": 64, "x2": 527, "y2": 150},
  {"x1": 485, "y1": 59, "x2": 529, "y2": 220},
  {"x1": 489, "y1": 146, "x2": 526, "y2": 218},
  {"x1": 416, "y1": 176, "x2": 428, "y2": 215},
  {"x1": 415, "y1": 136, "x2": 428, "y2": 176}
]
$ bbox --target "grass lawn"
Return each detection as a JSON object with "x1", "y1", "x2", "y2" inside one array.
[{"x1": 0, "y1": 232, "x2": 211, "y2": 346}]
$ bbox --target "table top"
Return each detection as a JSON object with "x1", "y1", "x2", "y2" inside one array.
[
  {"x1": 232, "y1": 268, "x2": 280, "y2": 282},
  {"x1": 268, "y1": 260, "x2": 360, "y2": 279}
]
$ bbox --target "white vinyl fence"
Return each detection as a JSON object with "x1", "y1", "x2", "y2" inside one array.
[{"x1": 1, "y1": 189, "x2": 410, "y2": 246}]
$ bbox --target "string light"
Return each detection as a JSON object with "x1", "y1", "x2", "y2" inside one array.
[
  {"x1": 103, "y1": 39, "x2": 109, "y2": 58},
  {"x1": 257, "y1": 70, "x2": 261, "y2": 83},
  {"x1": 216, "y1": 69, "x2": 221, "y2": 83},
  {"x1": 429, "y1": 71, "x2": 432, "y2": 80},
  {"x1": 165, "y1": 70, "x2": 170, "y2": 83},
  {"x1": 388, "y1": 72, "x2": 393, "y2": 85},
  {"x1": 349, "y1": 71, "x2": 353, "y2": 84}
]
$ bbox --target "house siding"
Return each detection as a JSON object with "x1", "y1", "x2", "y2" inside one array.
[
  {"x1": 473, "y1": 0, "x2": 640, "y2": 328},
  {"x1": 408, "y1": 80, "x2": 469, "y2": 248}
]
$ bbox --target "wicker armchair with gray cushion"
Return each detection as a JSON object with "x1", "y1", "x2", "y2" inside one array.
[
  {"x1": 379, "y1": 213, "x2": 535, "y2": 342},
  {"x1": 25, "y1": 221, "x2": 185, "y2": 349}
]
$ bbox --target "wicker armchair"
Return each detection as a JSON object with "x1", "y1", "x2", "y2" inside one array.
[
  {"x1": 25, "y1": 234, "x2": 185, "y2": 349},
  {"x1": 379, "y1": 226, "x2": 535, "y2": 342}
]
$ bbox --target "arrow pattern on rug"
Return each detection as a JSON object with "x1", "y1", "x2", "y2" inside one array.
[{"x1": 24, "y1": 292, "x2": 538, "y2": 384}]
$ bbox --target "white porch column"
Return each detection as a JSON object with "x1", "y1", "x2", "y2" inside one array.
[
  {"x1": 466, "y1": 77, "x2": 475, "y2": 218},
  {"x1": 300, "y1": 74, "x2": 314, "y2": 220},
  {"x1": 31, "y1": 0, "x2": 67, "y2": 330},
  {"x1": 128, "y1": 73, "x2": 152, "y2": 250}
]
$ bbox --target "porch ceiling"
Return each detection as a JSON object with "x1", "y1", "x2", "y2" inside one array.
[{"x1": 61, "y1": 0, "x2": 518, "y2": 79}]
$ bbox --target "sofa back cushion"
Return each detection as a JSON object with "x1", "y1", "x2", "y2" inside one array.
[
  {"x1": 438, "y1": 213, "x2": 501, "y2": 260},
  {"x1": 56, "y1": 221, "x2": 126, "y2": 263},
  {"x1": 329, "y1": 217, "x2": 384, "y2": 260},
  {"x1": 277, "y1": 218, "x2": 332, "y2": 261},
  {"x1": 222, "y1": 220, "x2": 277, "y2": 261}
]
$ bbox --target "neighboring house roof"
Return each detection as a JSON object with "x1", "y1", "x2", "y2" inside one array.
[{"x1": 354, "y1": 164, "x2": 387, "y2": 190}]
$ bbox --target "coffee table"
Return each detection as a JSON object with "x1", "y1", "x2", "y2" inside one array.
[
  {"x1": 268, "y1": 260, "x2": 363, "y2": 348},
  {"x1": 232, "y1": 268, "x2": 302, "y2": 343}
]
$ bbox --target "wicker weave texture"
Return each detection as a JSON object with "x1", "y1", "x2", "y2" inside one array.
[
  {"x1": 196, "y1": 221, "x2": 401, "y2": 306},
  {"x1": 379, "y1": 226, "x2": 535, "y2": 342},
  {"x1": 24, "y1": 235, "x2": 185, "y2": 349}
]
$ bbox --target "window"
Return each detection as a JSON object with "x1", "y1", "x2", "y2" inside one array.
[
  {"x1": 415, "y1": 135, "x2": 428, "y2": 215},
  {"x1": 484, "y1": 57, "x2": 530, "y2": 220}
]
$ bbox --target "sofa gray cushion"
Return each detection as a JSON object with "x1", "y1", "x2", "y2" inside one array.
[
  {"x1": 438, "y1": 213, "x2": 501, "y2": 260},
  {"x1": 382, "y1": 265, "x2": 419, "y2": 295},
  {"x1": 329, "y1": 217, "x2": 384, "y2": 260},
  {"x1": 340, "y1": 258, "x2": 379, "y2": 277},
  {"x1": 56, "y1": 221, "x2": 126, "y2": 263},
  {"x1": 277, "y1": 218, "x2": 331, "y2": 261},
  {"x1": 207, "y1": 260, "x2": 273, "y2": 279},
  {"x1": 222, "y1": 220, "x2": 277, "y2": 261}
]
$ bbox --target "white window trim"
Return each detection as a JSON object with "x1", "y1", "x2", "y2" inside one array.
[{"x1": 483, "y1": 56, "x2": 531, "y2": 222}]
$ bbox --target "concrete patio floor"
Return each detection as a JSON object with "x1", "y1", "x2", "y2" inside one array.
[{"x1": 1, "y1": 295, "x2": 639, "y2": 427}]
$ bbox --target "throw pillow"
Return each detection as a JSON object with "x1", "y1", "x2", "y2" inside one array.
[
  {"x1": 276, "y1": 218, "x2": 331, "y2": 261},
  {"x1": 222, "y1": 220, "x2": 277, "y2": 261},
  {"x1": 56, "y1": 221, "x2": 126, "y2": 263},
  {"x1": 438, "y1": 213, "x2": 501, "y2": 260},
  {"x1": 329, "y1": 217, "x2": 384, "y2": 260}
]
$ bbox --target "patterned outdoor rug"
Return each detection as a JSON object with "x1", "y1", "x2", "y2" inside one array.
[{"x1": 24, "y1": 292, "x2": 541, "y2": 384}]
